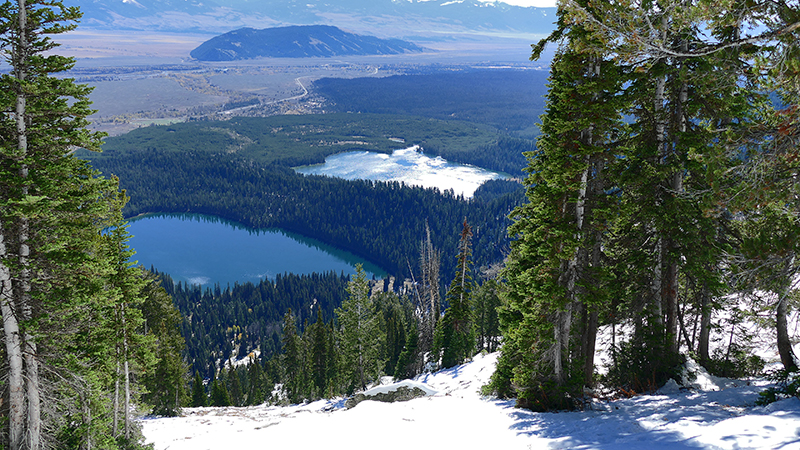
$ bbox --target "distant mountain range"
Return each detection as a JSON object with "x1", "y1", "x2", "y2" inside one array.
[
  {"x1": 190, "y1": 25, "x2": 426, "y2": 61},
  {"x1": 73, "y1": 0, "x2": 557, "y2": 37}
]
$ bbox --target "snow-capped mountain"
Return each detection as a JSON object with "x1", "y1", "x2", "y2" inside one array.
[{"x1": 70, "y1": 0, "x2": 557, "y2": 36}]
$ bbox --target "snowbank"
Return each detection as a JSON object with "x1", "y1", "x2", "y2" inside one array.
[{"x1": 141, "y1": 352, "x2": 800, "y2": 450}]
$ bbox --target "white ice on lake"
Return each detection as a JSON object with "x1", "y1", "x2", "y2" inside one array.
[{"x1": 294, "y1": 146, "x2": 507, "y2": 199}]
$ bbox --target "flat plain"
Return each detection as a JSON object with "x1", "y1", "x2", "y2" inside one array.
[{"x1": 59, "y1": 29, "x2": 547, "y2": 136}]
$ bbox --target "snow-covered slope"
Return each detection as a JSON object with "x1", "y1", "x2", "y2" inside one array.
[{"x1": 141, "y1": 352, "x2": 800, "y2": 450}]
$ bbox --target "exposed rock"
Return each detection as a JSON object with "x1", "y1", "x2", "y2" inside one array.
[{"x1": 345, "y1": 385, "x2": 428, "y2": 409}]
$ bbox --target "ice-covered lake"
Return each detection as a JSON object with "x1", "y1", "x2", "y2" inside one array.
[{"x1": 294, "y1": 146, "x2": 507, "y2": 198}]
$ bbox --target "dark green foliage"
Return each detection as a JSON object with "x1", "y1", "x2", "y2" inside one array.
[
  {"x1": 88, "y1": 149, "x2": 522, "y2": 283},
  {"x1": 281, "y1": 309, "x2": 303, "y2": 403},
  {"x1": 472, "y1": 179, "x2": 525, "y2": 203},
  {"x1": 90, "y1": 113, "x2": 499, "y2": 167},
  {"x1": 472, "y1": 277, "x2": 501, "y2": 353},
  {"x1": 371, "y1": 291, "x2": 414, "y2": 377},
  {"x1": 160, "y1": 270, "x2": 349, "y2": 378},
  {"x1": 602, "y1": 327, "x2": 683, "y2": 394},
  {"x1": 336, "y1": 265, "x2": 383, "y2": 392},
  {"x1": 230, "y1": 370, "x2": 243, "y2": 407},
  {"x1": 308, "y1": 308, "x2": 331, "y2": 398},
  {"x1": 394, "y1": 324, "x2": 419, "y2": 380},
  {"x1": 435, "y1": 220, "x2": 476, "y2": 369},
  {"x1": 704, "y1": 345, "x2": 765, "y2": 379},
  {"x1": 209, "y1": 376, "x2": 231, "y2": 407},
  {"x1": 757, "y1": 370, "x2": 800, "y2": 406},
  {"x1": 191, "y1": 371, "x2": 206, "y2": 407},
  {"x1": 245, "y1": 359, "x2": 270, "y2": 406},
  {"x1": 493, "y1": 7, "x2": 623, "y2": 409},
  {"x1": 139, "y1": 272, "x2": 188, "y2": 417},
  {"x1": 314, "y1": 70, "x2": 550, "y2": 136}
]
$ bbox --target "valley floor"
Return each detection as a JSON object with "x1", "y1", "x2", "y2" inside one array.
[{"x1": 141, "y1": 352, "x2": 800, "y2": 450}]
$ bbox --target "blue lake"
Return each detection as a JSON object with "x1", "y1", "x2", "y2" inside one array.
[{"x1": 126, "y1": 213, "x2": 385, "y2": 287}]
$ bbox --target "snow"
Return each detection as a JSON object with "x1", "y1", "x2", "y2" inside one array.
[{"x1": 141, "y1": 351, "x2": 800, "y2": 450}]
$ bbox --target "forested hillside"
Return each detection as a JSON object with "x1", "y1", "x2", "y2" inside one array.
[
  {"x1": 159, "y1": 271, "x2": 350, "y2": 378},
  {"x1": 82, "y1": 113, "x2": 529, "y2": 280},
  {"x1": 313, "y1": 70, "x2": 550, "y2": 137},
  {"x1": 88, "y1": 149, "x2": 523, "y2": 279},
  {"x1": 92, "y1": 113, "x2": 502, "y2": 167}
]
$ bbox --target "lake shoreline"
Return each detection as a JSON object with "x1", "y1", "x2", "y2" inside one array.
[{"x1": 127, "y1": 213, "x2": 387, "y2": 287}]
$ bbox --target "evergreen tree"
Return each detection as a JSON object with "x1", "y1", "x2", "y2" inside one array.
[
  {"x1": 309, "y1": 307, "x2": 330, "y2": 398},
  {"x1": 491, "y1": 2, "x2": 623, "y2": 409},
  {"x1": 245, "y1": 357, "x2": 267, "y2": 405},
  {"x1": 394, "y1": 321, "x2": 419, "y2": 380},
  {"x1": 210, "y1": 370, "x2": 231, "y2": 407},
  {"x1": 281, "y1": 309, "x2": 303, "y2": 402},
  {"x1": 0, "y1": 1, "x2": 132, "y2": 447},
  {"x1": 472, "y1": 267, "x2": 501, "y2": 353},
  {"x1": 139, "y1": 271, "x2": 188, "y2": 417},
  {"x1": 435, "y1": 219, "x2": 476, "y2": 369},
  {"x1": 101, "y1": 208, "x2": 153, "y2": 439},
  {"x1": 191, "y1": 371, "x2": 207, "y2": 407},
  {"x1": 493, "y1": 0, "x2": 800, "y2": 410},
  {"x1": 230, "y1": 369, "x2": 243, "y2": 407},
  {"x1": 336, "y1": 264, "x2": 383, "y2": 392}
]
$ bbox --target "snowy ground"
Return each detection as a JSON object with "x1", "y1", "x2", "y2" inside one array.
[{"x1": 141, "y1": 352, "x2": 800, "y2": 450}]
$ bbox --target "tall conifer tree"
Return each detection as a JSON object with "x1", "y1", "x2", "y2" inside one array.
[
  {"x1": 435, "y1": 219, "x2": 475, "y2": 368},
  {"x1": 0, "y1": 1, "x2": 128, "y2": 447},
  {"x1": 336, "y1": 264, "x2": 382, "y2": 392},
  {"x1": 491, "y1": 1, "x2": 623, "y2": 409}
]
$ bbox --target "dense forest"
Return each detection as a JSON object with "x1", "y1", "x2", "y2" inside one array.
[
  {"x1": 84, "y1": 118, "x2": 528, "y2": 280},
  {"x1": 179, "y1": 260, "x2": 503, "y2": 407},
  {"x1": 313, "y1": 69, "x2": 550, "y2": 137},
  {"x1": 160, "y1": 270, "x2": 350, "y2": 378},
  {"x1": 91, "y1": 113, "x2": 501, "y2": 166}
]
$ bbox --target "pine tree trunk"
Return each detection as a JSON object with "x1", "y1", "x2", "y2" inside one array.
[
  {"x1": 650, "y1": 16, "x2": 668, "y2": 327},
  {"x1": 581, "y1": 232, "x2": 602, "y2": 386},
  {"x1": 124, "y1": 358, "x2": 131, "y2": 439},
  {"x1": 113, "y1": 361, "x2": 120, "y2": 436},
  {"x1": 25, "y1": 339, "x2": 40, "y2": 450},
  {"x1": 122, "y1": 305, "x2": 131, "y2": 439},
  {"x1": 665, "y1": 260, "x2": 679, "y2": 353},
  {"x1": 1, "y1": 228, "x2": 24, "y2": 450},
  {"x1": 582, "y1": 308, "x2": 598, "y2": 386},
  {"x1": 83, "y1": 392, "x2": 92, "y2": 450},
  {"x1": 650, "y1": 62, "x2": 667, "y2": 326},
  {"x1": 777, "y1": 291, "x2": 799, "y2": 372},
  {"x1": 15, "y1": 3, "x2": 42, "y2": 448},
  {"x1": 553, "y1": 306, "x2": 572, "y2": 386},
  {"x1": 698, "y1": 284, "x2": 711, "y2": 364},
  {"x1": 665, "y1": 44, "x2": 689, "y2": 354}
]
